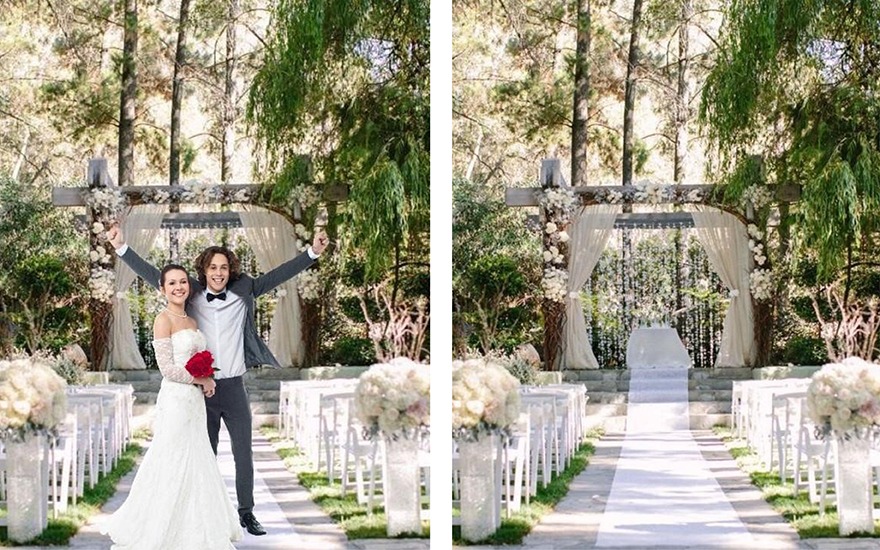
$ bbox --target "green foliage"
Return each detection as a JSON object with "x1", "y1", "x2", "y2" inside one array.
[
  {"x1": 323, "y1": 336, "x2": 374, "y2": 366},
  {"x1": 249, "y1": 0, "x2": 429, "y2": 283},
  {"x1": 702, "y1": 0, "x2": 880, "y2": 282},
  {"x1": 501, "y1": 355, "x2": 540, "y2": 385},
  {"x1": 778, "y1": 335, "x2": 825, "y2": 366},
  {"x1": 0, "y1": 176, "x2": 88, "y2": 352}
]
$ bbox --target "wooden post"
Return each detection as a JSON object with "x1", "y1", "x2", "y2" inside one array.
[
  {"x1": 86, "y1": 158, "x2": 115, "y2": 371},
  {"x1": 539, "y1": 160, "x2": 568, "y2": 371}
]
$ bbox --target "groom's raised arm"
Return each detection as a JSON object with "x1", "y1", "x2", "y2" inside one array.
[
  {"x1": 106, "y1": 224, "x2": 163, "y2": 290},
  {"x1": 251, "y1": 229, "x2": 329, "y2": 297}
]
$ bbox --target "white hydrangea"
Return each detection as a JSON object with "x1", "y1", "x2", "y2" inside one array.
[
  {"x1": 85, "y1": 187, "x2": 127, "y2": 214},
  {"x1": 807, "y1": 359, "x2": 880, "y2": 439},
  {"x1": 89, "y1": 245, "x2": 111, "y2": 265},
  {"x1": 152, "y1": 190, "x2": 171, "y2": 204},
  {"x1": 296, "y1": 269, "x2": 321, "y2": 301},
  {"x1": 635, "y1": 183, "x2": 668, "y2": 204},
  {"x1": 354, "y1": 360, "x2": 430, "y2": 440},
  {"x1": 289, "y1": 186, "x2": 322, "y2": 209},
  {"x1": 741, "y1": 185, "x2": 773, "y2": 210},
  {"x1": 0, "y1": 357, "x2": 68, "y2": 441},
  {"x1": 749, "y1": 268, "x2": 773, "y2": 301},
  {"x1": 89, "y1": 267, "x2": 116, "y2": 302},
  {"x1": 452, "y1": 358, "x2": 520, "y2": 439},
  {"x1": 686, "y1": 189, "x2": 703, "y2": 202},
  {"x1": 541, "y1": 267, "x2": 569, "y2": 302},
  {"x1": 182, "y1": 180, "x2": 220, "y2": 204}
]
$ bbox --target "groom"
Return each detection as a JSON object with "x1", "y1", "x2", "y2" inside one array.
[{"x1": 107, "y1": 224, "x2": 328, "y2": 536}]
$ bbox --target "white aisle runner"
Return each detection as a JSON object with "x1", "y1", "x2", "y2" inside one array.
[
  {"x1": 217, "y1": 427, "x2": 304, "y2": 549},
  {"x1": 595, "y1": 364, "x2": 754, "y2": 547}
]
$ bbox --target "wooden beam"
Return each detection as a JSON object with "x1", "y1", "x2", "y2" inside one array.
[
  {"x1": 505, "y1": 184, "x2": 801, "y2": 207},
  {"x1": 75, "y1": 211, "x2": 302, "y2": 229},
  {"x1": 52, "y1": 183, "x2": 349, "y2": 207}
]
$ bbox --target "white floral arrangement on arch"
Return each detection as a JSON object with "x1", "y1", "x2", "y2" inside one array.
[
  {"x1": 806, "y1": 357, "x2": 880, "y2": 440},
  {"x1": 452, "y1": 358, "x2": 521, "y2": 441},
  {"x1": 85, "y1": 187, "x2": 128, "y2": 302},
  {"x1": 0, "y1": 356, "x2": 68, "y2": 442},
  {"x1": 296, "y1": 268, "x2": 321, "y2": 301},
  {"x1": 354, "y1": 358, "x2": 430, "y2": 440},
  {"x1": 745, "y1": 221, "x2": 774, "y2": 302},
  {"x1": 741, "y1": 184, "x2": 773, "y2": 211},
  {"x1": 539, "y1": 187, "x2": 576, "y2": 303}
]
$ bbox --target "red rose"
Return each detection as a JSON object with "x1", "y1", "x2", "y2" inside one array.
[{"x1": 185, "y1": 350, "x2": 217, "y2": 378}]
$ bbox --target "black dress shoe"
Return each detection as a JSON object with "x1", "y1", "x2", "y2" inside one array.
[{"x1": 240, "y1": 512, "x2": 267, "y2": 536}]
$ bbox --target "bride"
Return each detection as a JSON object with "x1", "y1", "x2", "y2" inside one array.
[{"x1": 101, "y1": 264, "x2": 242, "y2": 549}]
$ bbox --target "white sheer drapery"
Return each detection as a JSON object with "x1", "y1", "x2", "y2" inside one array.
[
  {"x1": 239, "y1": 205, "x2": 304, "y2": 367},
  {"x1": 692, "y1": 206, "x2": 756, "y2": 366},
  {"x1": 563, "y1": 205, "x2": 618, "y2": 369},
  {"x1": 109, "y1": 205, "x2": 164, "y2": 370}
]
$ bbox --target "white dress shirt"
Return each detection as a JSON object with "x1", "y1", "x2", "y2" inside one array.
[{"x1": 191, "y1": 288, "x2": 247, "y2": 379}]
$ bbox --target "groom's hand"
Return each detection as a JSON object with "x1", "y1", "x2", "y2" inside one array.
[
  {"x1": 311, "y1": 229, "x2": 329, "y2": 255},
  {"x1": 106, "y1": 224, "x2": 126, "y2": 250}
]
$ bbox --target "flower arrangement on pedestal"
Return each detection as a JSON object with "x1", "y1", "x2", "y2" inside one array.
[
  {"x1": 0, "y1": 356, "x2": 68, "y2": 442},
  {"x1": 452, "y1": 358, "x2": 521, "y2": 441},
  {"x1": 353, "y1": 357, "x2": 430, "y2": 440},
  {"x1": 806, "y1": 357, "x2": 880, "y2": 535},
  {"x1": 806, "y1": 357, "x2": 880, "y2": 440},
  {"x1": 354, "y1": 358, "x2": 429, "y2": 536},
  {"x1": 453, "y1": 358, "x2": 521, "y2": 542}
]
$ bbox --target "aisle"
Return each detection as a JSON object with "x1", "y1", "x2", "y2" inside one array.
[
  {"x1": 522, "y1": 362, "x2": 798, "y2": 549},
  {"x1": 595, "y1": 366, "x2": 753, "y2": 547}
]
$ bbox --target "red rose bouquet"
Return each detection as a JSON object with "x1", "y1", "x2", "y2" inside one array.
[{"x1": 185, "y1": 350, "x2": 217, "y2": 378}]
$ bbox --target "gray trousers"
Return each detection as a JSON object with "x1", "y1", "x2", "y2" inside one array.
[{"x1": 206, "y1": 376, "x2": 253, "y2": 517}]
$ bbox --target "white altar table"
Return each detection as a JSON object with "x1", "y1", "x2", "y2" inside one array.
[{"x1": 625, "y1": 326, "x2": 692, "y2": 369}]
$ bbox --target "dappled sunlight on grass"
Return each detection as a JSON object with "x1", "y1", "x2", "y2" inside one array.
[
  {"x1": 454, "y1": 430, "x2": 601, "y2": 546},
  {"x1": 713, "y1": 426, "x2": 880, "y2": 538},
  {"x1": 260, "y1": 426, "x2": 429, "y2": 539}
]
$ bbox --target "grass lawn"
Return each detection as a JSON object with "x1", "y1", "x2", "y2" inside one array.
[
  {"x1": 714, "y1": 426, "x2": 880, "y2": 538},
  {"x1": 0, "y1": 432, "x2": 146, "y2": 547},
  {"x1": 261, "y1": 426, "x2": 429, "y2": 539},
  {"x1": 453, "y1": 432, "x2": 600, "y2": 546}
]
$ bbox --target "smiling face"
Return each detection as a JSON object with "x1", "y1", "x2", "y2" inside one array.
[
  {"x1": 205, "y1": 253, "x2": 230, "y2": 293},
  {"x1": 160, "y1": 268, "x2": 190, "y2": 306}
]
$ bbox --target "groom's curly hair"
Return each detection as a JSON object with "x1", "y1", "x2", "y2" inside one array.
[{"x1": 194, "y1": 246, "x2": 242, "y2": 287}]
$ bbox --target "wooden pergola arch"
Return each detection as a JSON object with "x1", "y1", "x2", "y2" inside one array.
[
  {"x1": 53, "y1": 157, "x2": 347, "y2": 370},
  {"x1": 506, "y1": 158, "x2": 801, "y2": 370}
]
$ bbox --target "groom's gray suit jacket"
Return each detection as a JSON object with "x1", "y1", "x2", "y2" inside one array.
[{"x1": 119, "y1": 247, "x2": 316, "y2": 369}]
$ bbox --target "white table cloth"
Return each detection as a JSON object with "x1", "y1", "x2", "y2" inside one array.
[{"x1": 625, "y1": 326, "x2": 692, "y2": 369}]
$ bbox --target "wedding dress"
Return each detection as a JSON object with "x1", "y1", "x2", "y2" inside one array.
[{"x1": 101, "y1": 329, "x2": 242, "y2": 549}]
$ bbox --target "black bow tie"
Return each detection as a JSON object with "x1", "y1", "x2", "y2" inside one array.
[{"x1": 207, "y1": 292, "x2": 227, "y2": 302}]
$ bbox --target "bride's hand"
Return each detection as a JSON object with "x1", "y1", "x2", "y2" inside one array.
[{"x1": 196, "y1": 377, "x2": 216, "y2": 397}]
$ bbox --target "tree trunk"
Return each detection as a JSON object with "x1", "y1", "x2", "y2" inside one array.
[
  {"x1": 571, "y1": 0, "x2": 591, "y2": 188},
  {"x1": 118, "y1": 0, "x2": 138, "y2": 187},
  {"x1": 673, "y1": 0, "x2": 691, "y2": 183},
  {"x1": 621, "y1": 0, "x2": 643, "y2": 191},
  {"x1": 169, "y1": 0, "x2": 191, "y2": 261},
  {"x1": 221, "y1": 0, "x2": 239, "y2": 183}
]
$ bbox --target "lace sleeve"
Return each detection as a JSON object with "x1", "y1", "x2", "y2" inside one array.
[{"x1": 152, "y1": 338, "x2": 195, "y2": 384}]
